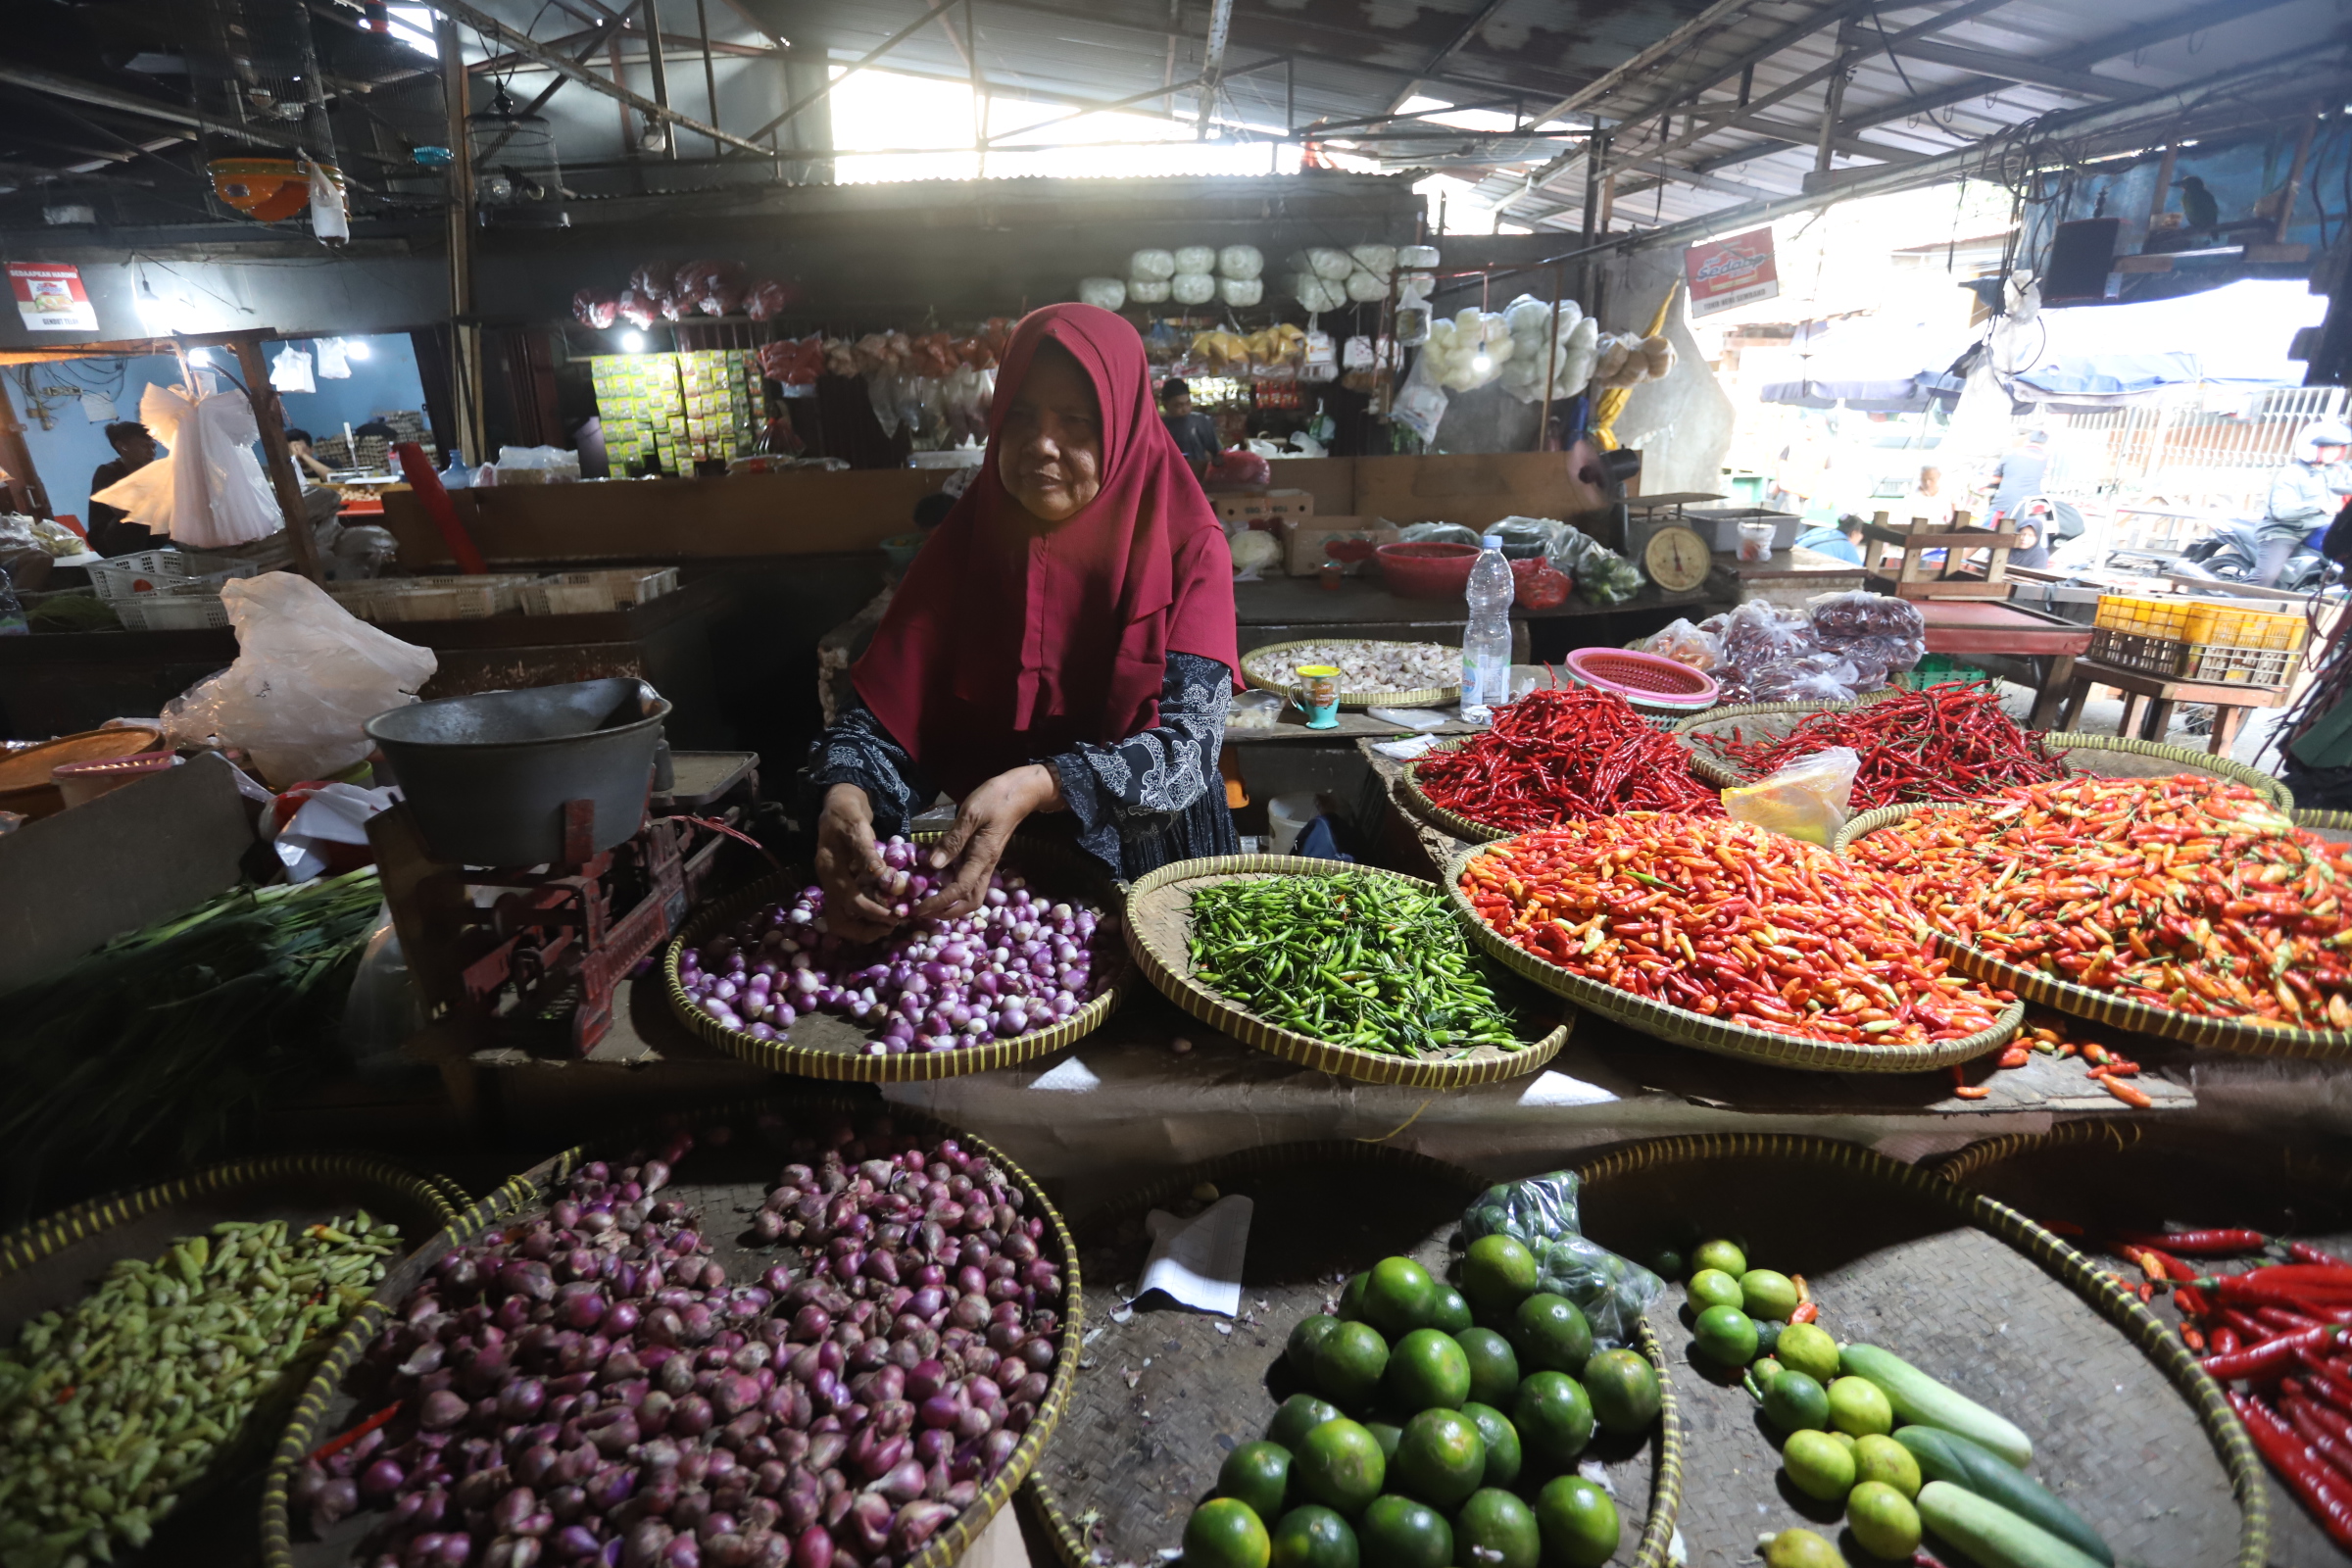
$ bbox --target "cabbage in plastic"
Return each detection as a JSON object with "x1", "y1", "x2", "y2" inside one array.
[{"x1": 1461, "y1": 1172, "x2": 1663, "y2": 1350}]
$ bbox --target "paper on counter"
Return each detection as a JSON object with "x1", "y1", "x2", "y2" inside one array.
[
  {"x1": 1134, "y1": 1194, "x2": 1253, "y2": 1317},
  {"x1": 1367, "y1": 707, "x2": 1449, "y2": 730},
  {"x1": 1372, "y1": 735, "x2": 1439, "y2": 761}
]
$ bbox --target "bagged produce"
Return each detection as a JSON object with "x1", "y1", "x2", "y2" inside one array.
[
  {"x1": 1077, "y1": 276, "x2": 1127, "y2": 310},
  {"x1": 570, "y1": 288, "x2": 616, "y2": 328},
  {"x1": 1462, "y1": 1171, "x2": 1664, "y2": 1350},
  {"x1": 1218, "y1": 276, "x2": 1263, "y2": 308},
  {"x1": 1173, "y1": 244, "x2": 1217, "y2": 276},
  {"x1": 1811, "y1": 590, "x2": 1924, "y2": 643},
  {"x1": 1218, "y1": 243, "x2": 1263, "y2": 279},
  {"x1": 1643, "y1": 616, "x2": 1722, "y2": 670},
  {"x1": 1740, "y1": 652, "x2": 1863, "y2": 705},
  {"x1": 742, "y1": 277, "x2": 791, "y2": 319},
  {"x1": 1292, "y1": 272, "x2": 1347, "y2": 313},
  {"x1": 1171, "y1": 272, "x2": 1216, "y2": 306},
  {"x1": 1301, "y1": 246, "x2": 1354, "y2": 281},
  {"x1": 1345, "y1": 268, "x2": 1390, "y2": 303},
  {"x1": 1723, "y1": 746, "x2": 1861, "y2": 847},
  {"x1": 674, "y1": 257, "x2": 748, "y2": 315},
  {"x1": 1130, "y1": 247, "x2": 1177, "y2": 280},
  {"x1": 657, "y1": 290, "x2": 689, "y2": 321},
  {"x1": 614, "y1": 287, "x2": 658, "y2": 328},
  {"x1": 1511, "y1": 556, "x2": 1572, "y2": 610},
  {"x1": 1128, "y1": 276, "x2": 1173, "y2": 304},
  {"x1": 1719, "y1": 600, "x2": 1819, "y2": 671},
  {"x1": 627, "y1": 258, "x2": 678, "y2": 299}
]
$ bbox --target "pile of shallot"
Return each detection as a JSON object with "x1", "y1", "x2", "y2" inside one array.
[
  {"x1": 1243, "y1": 640, "x2": 1456, "y2": 694},
  {"x1": 678, "y1": 838, "x2": 1115, "y2": 1055},
  {"x1": 302, "y1": 1120, "x2": 1064, "y2": 1568}
]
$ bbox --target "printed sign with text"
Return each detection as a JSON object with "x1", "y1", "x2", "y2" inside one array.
[
  {"x1": 1683, "y1": 229, "x2": 1780, "y2": 318},
  {"x1": 9, "y1": 263, "x2": 99, "y2": 332}
]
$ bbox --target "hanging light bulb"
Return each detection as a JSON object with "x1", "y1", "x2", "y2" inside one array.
[
  {"x1": 345, "y1": 337, "x2": 372, "y2": 361},
  {"x1": 619, "y1": 328, "x2": 645, "y2": 351},
  {"x1": 1471, "y1": 351, "x2": 1493, "y2": 374},
  {"x1": 134, "y1": 274, "x2": 172, "y2": 332},
  {"x1": 639, "y1": 114, "x2": 668, "y2": 154}
]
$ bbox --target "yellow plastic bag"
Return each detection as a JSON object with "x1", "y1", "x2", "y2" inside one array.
[{"x1": 1722, "y1": 746, "x2": 1859, "y2": 848}]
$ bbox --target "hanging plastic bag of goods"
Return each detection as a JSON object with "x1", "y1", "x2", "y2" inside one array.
[{"x1": 89, "y1": 381, "x2": 286, "y2": 550}]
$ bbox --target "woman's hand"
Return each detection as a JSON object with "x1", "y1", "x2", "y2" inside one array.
[
  {"x1": 916, "y1": 764, "x2": 1064, "y2": 921},
  {"x1": 814, "y1": 784, "x2": 901, "y2": 942}
]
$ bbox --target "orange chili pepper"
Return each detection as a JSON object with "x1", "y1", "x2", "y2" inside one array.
[
  {"x1": 1790, "y1": 1300, "x2": 1819, "y2": 1325},
  {"x1": 1955, "y1": 1085, "x2": 1992, "y2": 1100},
  {"x1": 2102, "y1": 1076, "x2": 2155, "y2": 1109}
]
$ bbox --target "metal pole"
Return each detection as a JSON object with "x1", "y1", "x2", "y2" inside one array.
[
  {"x1": 696, "y1": 0, "x2": 721, "y2": 158},
  {"x1": 1537, "y1": 262, "x2": 1560, "y2": 452},
  {"x1": 1197, "y1": 0, "x2": 1233, "y2": 138},
  {"x1": 2277, "y1": 106, "x2": 2320, "y2": 246},
  {"x1": 439, "y1": 14, "x2": 483, "y2": 465},
  {"x1": 1578, "y1": 122, "x2": 1603, "y2": 305},
  {"x1": 1815, "y1": 23, "x2": 1852, "y2": 173},
  {"x1": 641, "y1": 0, "x2": 676, "y2": 158},
  {"x1": 967, "y1": 0, "x2": 985, "y2": 177}
]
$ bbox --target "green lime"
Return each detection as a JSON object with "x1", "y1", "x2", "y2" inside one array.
[
  {"x1": 1385, "y1": 1329, "x2": 1472, "y2": 1412},
  {"x1": 1294, "y1": 1418, "x2": 1387, "y2": 1516},
  {"x1": 1454, "y1": 1328, "x2": 1520, "y2": 1408},
  {"x1": 1187, "y1": 1499, "x2": 1272, "y2": 1568},
  {"x1": 1774, "y1": 1322, "x2": 1839, "y2": 1386},
  {"x1": 1291, "y1": 1315, "x2": 1344, "y2": 1381},
  {"x1": 1687, "y1": 1268, "x2": 1744, "y2": 1314},
  {"x1": 1271, "y1": 1506, "x2": 1360, "y2": 1568},
  {"x1": 1364, "y1": 1257, "x2": 1440, "y2": 1340},
  {"x1": 1649, "y1": 1248, "x2": 1686, "y2": 1282},
  {"x1": 1219, "y1": 1442, "x2": 1294, "y2": 1520},
  {"x1": 1829, "y1": 1431, "x2": 1856, "y2": 1454},
  {"x1": 1510, "y1": 1371, "x2": 1593, "y2": 1465},
  {"x1": 1752, "y1": 1357, "x2": 1786, "y2": 1387},
  {"x1": 1763, "y1": 1527, "x2": 1846, "y2": 1568},
  {"x1": 1366, "y1": 1422, "x2": 1404, "y2": 1461},
  {"x1": 1270, "y1": 1394, "x2": 1346, "y2": 1452},
  {"x1": 1429, "y1": 1286, "x2": 1474, "y2": 1335},
  {"x1": 1450, "y1": 1488, "x2": 1539, "y2": 1568},
  {"x1": 1752, "y1": 1318, "x2": 1784, "y2": 1358},
  {"x1": 1391, "y1": 1408, "x2": 1486, "y2": 1510},
  {"x1": 1740, "y1": 1270, "x2": 1799, "y2": 1322},
  {"x1": 1458, "y1": 1402, "x2": 1520, "y2": 1489},
  {"x1": 1690, "y1": 1303, "x2": 1758, "y2": 1369},
  {"x1": 1846, "y1": 1480, "x2": 1922, "y2": 1561},
  {"x1": 1761, "y1": 1369, "x2": 1829, "y2": 1434},
  {"x1": 1850, "y1": 1434, "x2": 1920, "y2": 1500},
  {"x1": 1510, "y1": 1295, "x2": 1592, "y2": 1376},
  {"x1": 1781, "y1": 1429, "x2": 1856, "y2": 1503},
  {"x1": 1827, "y1": 1376, "x2": 1893, "y2": 1438},
  {"x1": 1690, "y1": 1239, "x2": 1747, "y2": 1278},
  {"x1": 1581, "y1": 1348, "x2": 1660, "y2": 1435},
  {"x1": 1533, "y1": 1476, "x2": 1619, "y2": 1568},
  {"x1": 1461, "y1": 1236, "x2": 1540, "y2": 1314},
  {"x1": 1357, "y1": 1494, "x2": 1452, "y2": 1568},
  {"x1": 1316, "y1": 1322, "x2": 1392, "y2": 1409},
  {"x1": 1339, "y1": 1273, "x2": 1370, "y2": 1323}
]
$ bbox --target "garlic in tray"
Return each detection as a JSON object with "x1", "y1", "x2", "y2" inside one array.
[{"x1": 1244, "y1": 641, "x2": 1458, "y2": 694}]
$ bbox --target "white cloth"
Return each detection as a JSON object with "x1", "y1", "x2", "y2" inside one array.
[
  {"x1": 89, "y1": 382, "x2": 283, "y2": 549},
  {"x1": 315, "y1": 337, "x2": 351, "y2": 379},
  {"x1": 1134, "y1": 1195, "x2": 1252, "y2": 1318}
]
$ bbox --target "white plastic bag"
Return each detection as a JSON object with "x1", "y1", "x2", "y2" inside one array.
[
  {"x1": 1722, "y1": 747, "x2": 1860, "y2": 848},
  {"x1": 162, "y1": 571, "x2": 438, "y2": 787},
  {"x1": 314, "y1": 337, "x2": 352, "y2": 379},
  {"x1": 90, "y1": 382, "x2": 283, "y2": 549},
  {"x1": 308, "y1": 157, "x2": 349, "y2": 243},
  {"x1": 270, "y1": 345, "x2": 316, "y2": 394}
]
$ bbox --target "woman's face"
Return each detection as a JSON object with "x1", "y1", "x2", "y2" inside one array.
[{"x1": 999, "y1": 340, "x2": 1102, "y2": 524}]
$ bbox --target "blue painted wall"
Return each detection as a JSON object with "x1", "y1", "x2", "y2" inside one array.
[{"x1": 15, "y1": 333, "x2": 425, "y2": 529}]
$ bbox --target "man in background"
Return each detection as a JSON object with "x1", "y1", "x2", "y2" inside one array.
[
  {"x1": 281, "y1": 427, "x2": 337, "y2": 483},
  {"x1": 85, "y1": 421, "x2": 157, "y2": 557},
  {"x1": 1158, "y1": 378, "x2": 1220, "y2": 475},
  {"x1": 1982, "y1": 430, "x2": 2049, "y2": 523}
]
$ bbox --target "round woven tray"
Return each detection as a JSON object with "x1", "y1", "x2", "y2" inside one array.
[
  {"x1": 262, "y1": 1097, "x2": 1082, "y2": 1568},
  {"x1": 1440, "y1": 837, "x2": 2023, "y2": 1073},
  {"x1": 2293, "y1": 807, "x2": 2352, "y2": 841},
  {"x1": 1241, "y1": 638, "x2": 1459, "y2": 709},
  {"x1": 1122, "y1": 855, "x2": 1573, "y2": 1087},
  {"x1": 1933, "y1": 1120, "x2": 2352, "y2": 1568},
  {"x1": 1672, "y1": 692, "x2": 1908, "y2": 787},
  {"x1": 1025, "y1": 1141, "x2": 1684, "y2": 1568},
  {"x1": 663, "y1": 830, "x2": 1132, "y2": 1081},
  {"x1": 0, "y1": 1155, "x2": 461, "y2": 1567},
  {"x1": 1837, "y1": 802, "x2": 2352, "y2": 1060},
  {"x1": 1398, "y1": 739, "x2": 1513, "y2": 843},
  {"x1": 1565, "y1": 1133, "x2": 2267, "y2": 1568}
]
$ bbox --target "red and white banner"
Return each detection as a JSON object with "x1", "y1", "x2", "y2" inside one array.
[
  {"x1": 9, "y1": 263, "x2": 98, "y2": 331},
  {"x1": 1683, "y1": 228, "x2": 1780, "y2": 318}
]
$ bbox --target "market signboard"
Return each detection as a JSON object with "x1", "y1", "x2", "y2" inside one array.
[
  {"x1": 9, "y1": 263, "x2": 98, "y2": 331},
  {"x1": 1684, "y1": 228, "x2": 1779, "y2": 318}
]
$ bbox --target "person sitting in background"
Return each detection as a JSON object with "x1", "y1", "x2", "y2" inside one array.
[
  {"x1": 281, "y1": 428, "x2": 337, "y2": 483},
  {"x1": 1792, "y1": 514, "x2": 1867, "y2": 565},
  {"x1": 86, "y1": 421, "x2": 158, "y2": 558},
  {"x1": 1903, "y1": 465, "x2": 1955, "y2": 527},
  {"x1": 1157, "y1": 378, "x2": 1220, "y2": 475}
]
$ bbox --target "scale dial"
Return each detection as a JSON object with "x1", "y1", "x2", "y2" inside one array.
[{"x1": 1642, "y1": 523, "x2": 1711, "y2": 592}]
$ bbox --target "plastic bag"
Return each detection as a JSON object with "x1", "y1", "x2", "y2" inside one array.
[
  {"x1": 1810, "y1": 591, "x2": 1924, "y2": 643},
  {"x1": 1724, "y1": 746, "x2": 1860, "y2": 847},
  {"x1": 1397, "y1": 521, "x2": 1482, "y2": 547},
  {"x1": 270, "y1": 345, "x2": 315, "y2": 394},
  {"x1": 315, "y1": 337, "x2": 352, "y2": 379},
  {"x1": 92, "y1": 382, "x2": 282, "y2": 550},
  {"x1": 1743, "y1": 653, "x2": 1863, "y2": 705},
  {"x1": 1643, "y1": 617, "x2": 1722, "y2": 671},
  {"x1": 1511, "y1": 557, "x2": 1571, "y2": 610},
  {"x1": 1461, "y1": 1173, "x2": 1663, "y2": 1350},
  {"x1": 1719, "y1": 601, "x2": 1819, "y2": 674},
  {"x1": 572, "y1": 289, "x2": 617, "y2": 329},
  {"x1": 1838, "y1": 631, "x2": 1924, "y2": 688},
  {"x1": 162, "y1": 571, "x2": 437, "y2": 788}
]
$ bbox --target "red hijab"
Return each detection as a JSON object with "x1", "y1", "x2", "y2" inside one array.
[{"x1": 852, "y1": 304, "x2": 1237, "y2": 798}]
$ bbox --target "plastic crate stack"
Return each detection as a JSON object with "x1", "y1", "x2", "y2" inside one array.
[
  {"x1": 2088, "y1": 592, "x2": 2309, "y2": 686},
  {"x1": 86, "y1": 549, "x2": 260, "y2": 632},
  {"x1": 516, "y1": 566, "x2": 679, "y2": 616}
]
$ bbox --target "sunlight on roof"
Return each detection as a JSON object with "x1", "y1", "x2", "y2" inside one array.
[
  {"x1": 1396, "y1": 95, "x2": 1524, "y2": 134},
  {"x1": 826, "y1": 68, "x2": 1305, "y2": 183}
]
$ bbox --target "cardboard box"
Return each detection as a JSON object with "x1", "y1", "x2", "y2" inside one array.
[
  {"x1": 1283, "y1": 516, "x2": 1398, "y2": 576},
  {"x1": 1213, "y1": 488, "x2": 1314, "y2": 528}
]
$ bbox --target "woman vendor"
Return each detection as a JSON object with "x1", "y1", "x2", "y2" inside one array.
[{"x1": 808, "y1": 304, "x2": 1240, "y2": 940}]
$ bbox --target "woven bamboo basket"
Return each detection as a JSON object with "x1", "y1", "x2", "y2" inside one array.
[
  {"x1": 1241, "y1": 638, "x2": 1459, "y2": 709},
  {"x1": 2293, "y1": 807, "x2": 2352, "y2": 841},
  {"x1": 0, "y1": 1155, "x2": 460, "y2": 1565},
  {"x1": 1025, "y1": 1141, "x2": 1685, "y2": 1568},
  {"x1": 262, "y1": 1096, "x2": 1082, "y2": 1568},
  {"x1": 1566, "y1": 1133, "x2": 2268, "y2": 1568},
  {"x1": 1672, "y1": 692, "x2": 1907, "y2": 788},
  {"x1": 1122, "y1": 855, "x2": 1573, "y2": 1086},
  {"x1": 1397, "y1": 738, "x2": 1514, "y2": 842},
  {"x1": 663, "y1": 830, "x2": 1131, "y2": 1082},
  {"x1": 1838, "y1": 802, "x2": 2352, "y2": 1060},
  {"x1": 1439, "y1": 837, "x2": 2022, "y2": 1073}
]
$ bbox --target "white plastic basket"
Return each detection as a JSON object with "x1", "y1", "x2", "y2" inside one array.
[
  {"x1": 115, "y1": 584, "x2": 236, "y2": 632},
  {"x1": 517, "y1": 567, "x2": 679, "y2": 616},
  {"x1": 365, "y1": 577, "x2": 522, "y2": 622},
  {"x1": 86, "y1": 549, "x2": 259, "y2": 604}
]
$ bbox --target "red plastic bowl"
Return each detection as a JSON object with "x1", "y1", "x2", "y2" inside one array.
[
  {"x1": 1565, "y1": 647, "x2": 1721, "y2": 711},
  {"x1": 1377, "y1": 542, "x2": 1481, "y2": 599}
]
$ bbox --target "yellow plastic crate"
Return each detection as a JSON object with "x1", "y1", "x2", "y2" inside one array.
[
  {"x1": 2181, "y1": 601, "x2": 2307, "y2": 654},
  {"x1": 2093, "y1": 593, "x2": 2191, "y2": 638}
]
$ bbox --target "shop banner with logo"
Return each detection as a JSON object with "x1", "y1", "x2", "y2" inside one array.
[
  {"x1": 9, "y1": 263, "x2": 99, "y2": 331},
  {"x1": 1683, "y1": 229, "x2": 1779, "y2": 318}
]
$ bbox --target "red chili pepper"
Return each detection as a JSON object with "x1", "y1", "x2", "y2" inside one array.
[
  {"x1": 2232, "y1": 1392, "x2": 2352, "y2": 1551},
  {"x1": 1415, "y1": 687, "x2": 1724, "y2": 831},
  {"x1": 2214, "y1": 1325, "x2": 2243, "y2": 1355},
  {"x1": 2183, "y1": 1325, "x2": 2207, "y2": 1351},
  {"x1": 2200, "y1": 1275, "x2": 2352, "y2": 1310},
  {"x1": 2297, "y1": 1351, "x2": 2352, "y2": 1417},
  {"x1": 310, "y1": 1400, "x2": 403, "y2": 1462},
  {"x1": 2244, "y1": 1263, "x2": 2352, "y2": 1291},
  {"x1": 2120, "y1": 1228, "x2": 2269, "y2": 1255},
  {"x1": 2202, "y1": 1324, "x2": 2346, "y2": 1379},
  {"x1": 1691, "y1": 685, "x2": 2071, "y2": 811},
  {"x1": 2292, "y1": 1242, "x2": 2352, "y2": 1267},
  {"x1": 2282, "y1": 1391, "x2": 2352, "y2": 1484},
  {"x1": 2224, "y1": 1307, "x2": 2274, "y2": 1345},
  {"x1": 1790, "y1": 1300, "x2": 1819, "y2": 1325},
  {"x1": 2256, "y1": 1305, "x2": 2328, "y2": 1335}
]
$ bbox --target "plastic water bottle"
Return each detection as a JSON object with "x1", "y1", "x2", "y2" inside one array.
[{"x1": 1460, "y1": 533, "x2": 1514, "y2": 719}]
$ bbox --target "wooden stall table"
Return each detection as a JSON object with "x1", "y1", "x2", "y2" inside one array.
[
  {"x1": 1911, "y1": 599, "x2": 2094, "y2": 729},
  {"x1": 2054, "y1": 657, "x2": 2286, "y2": 757}
]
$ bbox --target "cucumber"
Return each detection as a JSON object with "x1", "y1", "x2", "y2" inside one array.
[
  {"x1": 1895, "y1": 1427, "x2": 2111, "y2": 1566},
  {"x1": 1917, "y1": 1481, "x2": 2107, "y2": 1568},
  {"x1": 1839, "y1": 1344, "x2": 2033, "y2": 1468}
]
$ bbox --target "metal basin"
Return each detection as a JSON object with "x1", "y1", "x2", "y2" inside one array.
[{"x1": 365, "y1": 678, "x2": 672, "y2": 866}]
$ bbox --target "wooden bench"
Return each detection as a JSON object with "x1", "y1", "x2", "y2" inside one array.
[{"x1": 2054, "y1": 656, "x2": 2285, "y2": 757}]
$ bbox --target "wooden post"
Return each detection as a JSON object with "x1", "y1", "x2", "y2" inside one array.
[
  {"x1": 2150, "y1": 140, "x2": 2178, "y2": 223},
  {"x1": 228, "y1": 336, "x2": 324, "y2": 582},
  {"x1": 2278, "y1": 109, "x2": 2320, "y2": 247},
  {"x1": 0, "y1": 374, "x2": 50, "y2": 518}
]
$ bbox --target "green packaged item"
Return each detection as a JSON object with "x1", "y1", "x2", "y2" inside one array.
[{"x1": 1460, "y1": 1171, "x2": 1663, "y2": 1349}]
